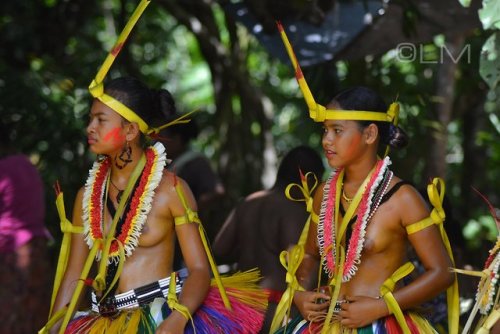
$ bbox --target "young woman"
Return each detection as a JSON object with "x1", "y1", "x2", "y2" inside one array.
[
  {"x1": 45, "y1": 77, "x2": 267, "y2": 334},
  {"x1": 271, "y1": 23, "x2": 459, "y2": 333},
  {"x1": 276, "y1": 86, "x2": 455, "y2": 333}
]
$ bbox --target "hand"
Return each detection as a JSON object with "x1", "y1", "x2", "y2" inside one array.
[
  {"x1": 155, "y1": 310, "x2": 189, "y2": 334},
  {"x1": 339, "y1": 295, "x2": 388, "y2": 328},
  {"x1": 293, "y1": 290, "x2": 330, "y2": 322}
]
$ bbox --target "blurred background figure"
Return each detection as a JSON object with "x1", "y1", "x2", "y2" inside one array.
[
  {"x1": 158, "y1": 113, "x2": 226, "y2": 267},
  {"x1": 213, "y1": 145, "x2": 325, "y2": 334},
  {"x1": 0, "y1": 122, "x2": 52, "y2": 333}
]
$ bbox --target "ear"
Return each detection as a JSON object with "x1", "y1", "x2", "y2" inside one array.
[
  {"x1": 125, "y1": 122, "x2": 141, "y2": 142},
  {"x1": 364, "y1": 123, "x2": 379, "y2": 145}
]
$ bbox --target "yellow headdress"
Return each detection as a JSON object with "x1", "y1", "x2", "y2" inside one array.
[
  {"x1": 276, "y1": 21, "x2": 399, "y2": 125},
  {"x1": 88, "y1": 0, "x2": 194, "y2": 137}
]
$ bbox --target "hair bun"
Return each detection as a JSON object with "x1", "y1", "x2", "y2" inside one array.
[{"x1": 387, "y1": 124, "x2": 408, "y2": 149}]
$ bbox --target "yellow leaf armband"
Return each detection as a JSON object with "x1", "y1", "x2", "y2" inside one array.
[
  {"x1": 167, "y1": 272, "x2": 195, "y2": 330},
  {"x1": 173, "y1": 178, "x2": 231, "y2": 310}
]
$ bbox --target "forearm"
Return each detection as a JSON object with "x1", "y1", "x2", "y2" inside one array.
[
  {"x1": 296, "y1": 252, "x2": 320, "y2": 291},
  {"x1": 386, "y1": 266, "x2": 454, "y2": 315},
  {"x1": 177, "y1": 267, "x2": 211, "y2": 315},
  {"x1": 49, "y1": 273, "x2": 86, "y2": 333}
]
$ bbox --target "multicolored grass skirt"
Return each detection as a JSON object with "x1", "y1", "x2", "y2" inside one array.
[
  {"x1": 65, "y1": 270, "x2": 268, "y2": 333},
  {"x1": 274, "y1": 312, "x2": 438, "y2": 334}
]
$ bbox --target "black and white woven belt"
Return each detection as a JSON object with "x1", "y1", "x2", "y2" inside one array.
[{"x1": 91, "y1": 268, "x2": 188, "y2": 315}]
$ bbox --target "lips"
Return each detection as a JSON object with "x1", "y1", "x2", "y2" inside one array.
[
  {"x1": 88, "y1": 137, "x2": 97, "y2": 145},
  {"x1": 324, "y1": 149, "x2": 336, "y2": 158}
]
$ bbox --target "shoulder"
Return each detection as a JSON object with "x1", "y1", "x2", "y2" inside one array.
[
  {"x1": 156, "y1": 170, "x2": 198, "y2": 213},
  {"x1": 312, "y1": 181, "x2": 327, "y2": 213},
  {"x1": 389, "y1": 176, "x2": 429, "y2": 226},
  {"x1": 245, "y1": 189, "x2": 269, "y2": 201}
]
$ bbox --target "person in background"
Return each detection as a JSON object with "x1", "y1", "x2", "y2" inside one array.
[
  {"x1": 0, "y1": 121, "x2": 52, "y2": 333},
  {"x1": 158, "y1": 114, "x2": 226, "y2": 269},
  {"x1": 213, "y1": 145, "x2": 325, "y2": 334}
]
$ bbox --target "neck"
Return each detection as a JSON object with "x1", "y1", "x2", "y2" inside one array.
[
  {"x1": 342, "y1": 155, "x2": 378, "y2": 187},
  {"x1": 109, "y1": 143, "x2": 145, "y2": 186}
]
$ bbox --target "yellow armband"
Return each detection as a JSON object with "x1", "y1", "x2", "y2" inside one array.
[
  {"x1": 406, "y1": 178, "x2": 459, "y2": 334},
  {"x1": 174, "y1": 211, "x2": 201, "y2": 226},
  {"x1": 167, "y1": 272, "x2": 195, "y2": 331},
  {"x1": 173, "y1": 178, "x2": 231, "y2": 310}
]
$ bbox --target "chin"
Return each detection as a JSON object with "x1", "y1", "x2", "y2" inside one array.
[
  {"x1": 88, "y1": 145, "x2": 106, "y2": 155},
  {"x1": 327, "y1": 158, "x2": 342, "y2": 169}
]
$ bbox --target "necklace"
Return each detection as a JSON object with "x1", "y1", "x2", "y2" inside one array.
[
  {"x1": 109, "y1": 178, "x2": 124, "y2": 203},
  {"x1": 82, "y1": 142, "x2": 167, "y2": 262},
  {"x1": 341, "y1": 187, "x2": 353, "y2": 203},
  {"x1": 318, "y1": 157, "x2": 392, "y2": 282}
]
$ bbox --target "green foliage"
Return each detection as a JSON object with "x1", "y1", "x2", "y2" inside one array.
[
  {"x1": 480, "y1": 31, "x2": 500, "y2": 89},
  {"x1": 1, "y1": 0, "x2": 498, "y2": 266},
  {"x1": 463, "y1": 215, "x2": 497, "y2": 248},
  {"x1": 479, "y1": 0, "x2": 500, "y2": 30}
]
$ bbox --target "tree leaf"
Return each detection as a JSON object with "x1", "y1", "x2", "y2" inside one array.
[
  {"x1": 480, "y1": 32, "x2": 500, "y2": 89},
  {"x1": 478, "y1": 0, "x2": 500, "y2": 30},
  {"x1": 458, "y1": 0, "x2": 472, "y2": 8}
]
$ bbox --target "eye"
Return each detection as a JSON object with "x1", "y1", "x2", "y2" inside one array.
[{"x1": 334, "y1": 128, "x2": 342, "y2": 134}]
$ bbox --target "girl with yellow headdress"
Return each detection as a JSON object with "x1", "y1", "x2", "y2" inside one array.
[
  {"x1": 270, "y1": 22, "x2": 460, "y2": 334},
  {"x1": 40, "y1": 1, "x2": 267, "y2": 333}
]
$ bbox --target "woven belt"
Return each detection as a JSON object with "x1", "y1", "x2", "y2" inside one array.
[{"x1": 91, "y1": 268, "x2": 188, "y2": 315}]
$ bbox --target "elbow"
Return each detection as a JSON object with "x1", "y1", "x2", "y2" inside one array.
[{"x1": 436, "y1": 266, "x2": 455, "y2": 291}]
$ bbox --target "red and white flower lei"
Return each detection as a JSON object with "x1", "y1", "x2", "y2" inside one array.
[
  {"x1": 82, "y1": 142, "x2": 167, "y2": 263},
  {"x1": 477, "y1": 237, "x2": 500, "y2": 315},
  {"x1": 318, "y1": 157, "x2": 392, "y2": 282}
]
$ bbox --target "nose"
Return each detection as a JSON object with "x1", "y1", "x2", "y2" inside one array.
[
  {"x1": 322, "y1": 130, "x2": 334, "y2": 147},
  {"x1": 87, "y1": 118, "x2": 96, "y2": 135}
]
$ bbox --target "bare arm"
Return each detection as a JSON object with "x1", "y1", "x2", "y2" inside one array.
[
  {"x1": 157, "y1": 177, "x2": 210, "y2": 334},
  {"x1": 50, "y1": 187, "x2": 90, "y2": 333},
  {"x1": 212, "y1": 207, "x2": 238, "y2": 263},
  {"x1": 293, "y1": 183, "x2": 331, "y2": 321},
  {"x1": 390, "y1": 185, "x2": 454, "y2": 309},
  {"x1": 340, "y1": 184, "x2": 454, "y2": 328}
]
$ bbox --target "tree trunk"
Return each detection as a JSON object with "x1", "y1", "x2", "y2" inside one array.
[
  {"x1": 158, "y1": 0, "x2": 272, "y2": 202},
  {"x1": 426, "y1": 34, "x2": 465, "y2": 180}
]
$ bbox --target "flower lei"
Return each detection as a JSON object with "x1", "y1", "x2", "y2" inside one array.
[
  {"x1": 477, "y1": 237, "x2": 500, "y2": 315},
  {"x1": 318, "y1": 157, "x2": 392, "y2": 282},
  {"x1": 82, "y1": 142, "x2": 167, "y2": 263}
]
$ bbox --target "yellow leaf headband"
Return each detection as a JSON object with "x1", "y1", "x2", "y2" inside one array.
[
  {"x1": 88, "y1": 0, "x2": 195, "y2": 136},
  {"x1": 276, "y1": 21, "x2": 399, "y2": 125}
]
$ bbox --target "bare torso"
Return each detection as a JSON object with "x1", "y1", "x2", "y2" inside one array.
[
  {"x1": 338, "y1": 178, "x2": 409, "y2": 298},
  {"x1": 102, "y1": 170, "x2": 181, "y2": 293}
]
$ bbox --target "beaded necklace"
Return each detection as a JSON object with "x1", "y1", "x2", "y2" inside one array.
[
  {"x1": 82, "y1": 142, "x2": 167, "y2": 263},
  {"x1": 318, "y1": 157, "x2": 392, "y2": 282}
]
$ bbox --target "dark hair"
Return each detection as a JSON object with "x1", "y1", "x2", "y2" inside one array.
[
  {"x1": 274, "y1": 145, "x2": 325, "y2": 190},
  {"x1": 161, "y1": 116, "x2": 199, "y2": 144},
  {"x1": 104, "y1": 77, "x2": 177, "y2": 128},
  {"x1": 331, "y1": 86, "x2": 408, "y2": 149}
]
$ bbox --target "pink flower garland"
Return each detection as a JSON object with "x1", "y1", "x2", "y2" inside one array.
[{"x1": 318, "y1": 158, "x2": 389, "y2": 281}]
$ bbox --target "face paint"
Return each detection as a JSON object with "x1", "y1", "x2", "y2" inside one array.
[
  {"x1": 104, "y1": 127, "x2": 126, "y2": 149},
  {"x1": 345, "y1": 132, "x2": 362, "y2": 157}
]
